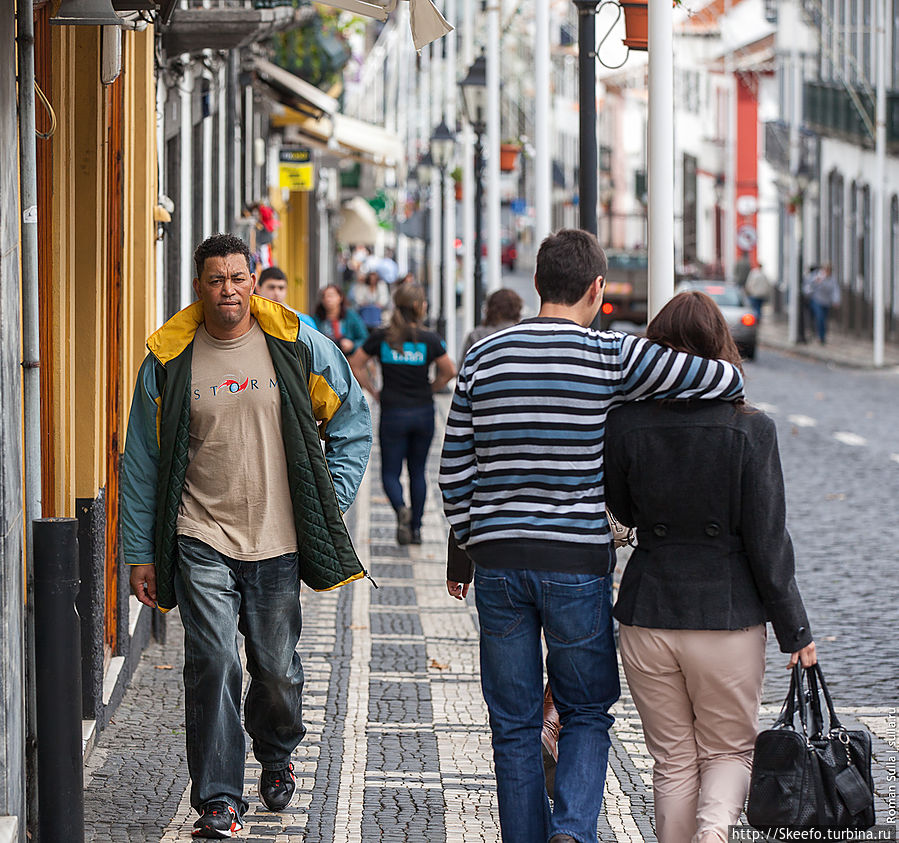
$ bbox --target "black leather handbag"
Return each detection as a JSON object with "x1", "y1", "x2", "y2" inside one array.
[{"x1": 747, "y1": 663, "x2": 875, "y2": 830}]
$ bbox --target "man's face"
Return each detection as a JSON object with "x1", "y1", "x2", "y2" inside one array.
[
  {"x1": 258, "y1": 278, "x2": 287, "y2": 304},
  {"x1": 193, "y1": 253, "x2": 256, "y2": 336}
]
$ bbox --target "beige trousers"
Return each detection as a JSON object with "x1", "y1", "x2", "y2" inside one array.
[{"x1": 618, "y1": 624, "x2": 766, "y2": 843}]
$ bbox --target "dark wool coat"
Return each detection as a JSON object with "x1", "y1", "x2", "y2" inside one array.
[{"x1": 604, "y1": 399, "x2": 812, "y2": 653}]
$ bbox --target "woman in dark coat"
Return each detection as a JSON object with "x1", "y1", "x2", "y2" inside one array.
[{"x1": 604, "y1": 291, "x2": 817, "y2": 843}]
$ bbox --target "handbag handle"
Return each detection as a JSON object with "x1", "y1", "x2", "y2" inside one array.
[
  {"x1": 773, "y1": 665, "x2": 809, "y2": 736},
  {"x1": 805, "y1": 663, "x2": 844, "y2": 734}
]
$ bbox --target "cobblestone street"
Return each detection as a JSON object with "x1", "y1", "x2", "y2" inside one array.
[{"x1": 84, "y1": 386, "x2": 898, "y2": 841}]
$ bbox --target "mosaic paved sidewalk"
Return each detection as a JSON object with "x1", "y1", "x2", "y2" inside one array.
[{"x1": 83, "y1": 399, "x2": 898, "y2": 841}]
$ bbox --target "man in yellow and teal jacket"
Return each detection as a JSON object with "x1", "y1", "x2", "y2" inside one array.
[{"x1": 121, "y1": 233, "x2": 371, "y2": 839}]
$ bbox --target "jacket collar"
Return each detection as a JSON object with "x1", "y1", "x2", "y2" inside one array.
[{"x1": 147, "y1": 295, "x2": 300, "y2": 365}]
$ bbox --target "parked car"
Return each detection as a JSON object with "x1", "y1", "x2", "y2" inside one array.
[
  {"x1": 455, "y1": 236, "x2": 518, "y2": 271},
  {"x1": 592, "y1": 249, "x2": 648, "y2": 329},
  {"x1": 674, "y1": 280, "x2": 758, "y2": 359}
]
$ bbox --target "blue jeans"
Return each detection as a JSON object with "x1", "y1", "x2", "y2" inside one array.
[
  {"x1": 474, "y1": 564, "x2": 619, "y2": 843},
  {"x1": 378, "y1": 404, "x2": 435, "y2": 530},
  {"x1": 809, "y1": 299, "x2": 831, "y2": 342},
  {"x1": 174, "y1": 536, "x2": 306, "y2": 817}
]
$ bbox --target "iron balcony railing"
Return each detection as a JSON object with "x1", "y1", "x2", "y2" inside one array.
[{"x1": 803, "y1": 81, "x2": 899, "y2": 149}]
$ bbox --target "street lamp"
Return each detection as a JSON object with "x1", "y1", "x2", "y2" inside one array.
[
  {"x1": 416, "y1": 153, "x2": 433, "y2": 295},
  {"x1": 430, "y1": 120, "x2": 455, "y2": 338},
  {"x1": 460, "y1": 54, "x2": 487, "y2": 328}
]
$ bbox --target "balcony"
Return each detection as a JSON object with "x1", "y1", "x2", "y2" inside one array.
[
  {"x1": 763, "y1": 120, "x2": 818, "y2": 177},
  {"x1": 161, "y1": 0, "x2": 312, "y2": 57},
  {"x1": 803, "y1": 81, "x2": 899, "y2": 151}
]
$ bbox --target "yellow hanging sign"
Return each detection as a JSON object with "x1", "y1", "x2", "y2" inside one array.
[{"x1": 279, "y1": 148, "x2": 314, "y2": 192}]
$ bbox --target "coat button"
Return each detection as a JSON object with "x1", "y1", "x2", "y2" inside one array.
[
  {"x1": 653, "y1": 523, "x2": 667, "y2": 538},
  {"x1": 704, "y1": 522, "x2": 721, "y2": 537},
  {"x1": 795, "y1": 626, "x2": 806, "y2": 640}
]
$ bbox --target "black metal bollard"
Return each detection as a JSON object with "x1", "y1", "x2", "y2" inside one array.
[{"x1": 33, "y1": 517, "x2": 84, "y2": 843}]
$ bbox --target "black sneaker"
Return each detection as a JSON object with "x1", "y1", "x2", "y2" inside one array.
[
  {"x1": 396, "y1": 507, "x2": 412, "y2": 545},
  {"x1": 259, "y1": 762, "x2": 296, "y2": 812},
  {"x1": 192, "y1": 802, "x2": 242, "y2": 839},
  {"x1": 410, "y1": 529, "x2": 422, "y2": 545}
]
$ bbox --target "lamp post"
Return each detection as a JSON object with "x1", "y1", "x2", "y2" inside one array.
[
  {"x1": 460, "y1": 54, "x2": 487, "y2": 330},
  {"x1": 430, "y1": 119, "x2": 455, "y2": 340},
  {"x1": 416, "y1": 153, "x2": 433, "y2": 299},
  {"x1": 573, "y1": 0, "x2": 599, "y2": 235}
]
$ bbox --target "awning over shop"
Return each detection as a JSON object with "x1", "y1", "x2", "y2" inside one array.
[
  {"x1": 706, "y1": 34, "x2": 776, "y2": 74},
  {"x1": 254, "y1": 57, "x2": 339, "y2": 118},
  {"x1": 272, "y1": 104, "x2": 404, "y2": 166},
  {"x1": 336, "y1": 196, "x2": 381, "y2": 245}
]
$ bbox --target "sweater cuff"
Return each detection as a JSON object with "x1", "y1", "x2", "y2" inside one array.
[{"x1": 446, "y1": 531, "x2": 474, "y2": 583}]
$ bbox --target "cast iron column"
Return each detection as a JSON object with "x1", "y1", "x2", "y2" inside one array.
[
  {"x1": 574, "y1": 0, "x2": 599, "y2": 235},
  {"x1": 473, "y1": 130, "x2": 486, "y2": 328}
]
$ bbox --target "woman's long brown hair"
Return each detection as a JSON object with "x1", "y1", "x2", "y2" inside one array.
[
  {"x1": 385, "y1": 283, "x2": 426, "y2": 350},
  {"x1": 646, "y1": 290, "x2": 744, "y2": 374}
]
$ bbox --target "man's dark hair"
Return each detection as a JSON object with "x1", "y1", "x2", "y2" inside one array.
[
  {"x1": 193, "y1": 233, "x2": 253, "y2": 278},
  {"x1": 258, "y1": 266, "x2": 287, "y2": 285},
  {"x1": 534, "y1": 229, "x2": 608, "y2": 305}
]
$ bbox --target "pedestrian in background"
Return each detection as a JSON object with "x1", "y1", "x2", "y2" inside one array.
[
  {"x1": 122, "y1": 234, "x2": 371, "y2": 838},
  {"x1": 256, "y1": 265, "x2": 317, "y2": 329},
  {"x1": 441, "y1": 229, "x2": 745, "y2": 843},
  {"x1": 459, "y1": 288, "x2": 524, "y2": 363},
  {"x1": 604, "y1": 290, "x2": 816, "y2": 843},
  {"x1": 351, "y1": 283, "x2": 456, "y2": 545},
  {"x1": 803, "y1": 263, "x2": 840, "y2": 343},
  {"x1": 744, "y1": 262, "x2": 772, "y2": 322},
  {"x1": 349, "y1": 270, "x2": 392, "y2": 328},
  {"x1": 314, "y1": 283, "x2": 369, "y2": 357}
]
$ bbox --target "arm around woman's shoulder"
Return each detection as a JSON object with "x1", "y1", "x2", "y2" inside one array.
[{"x1": 740, "y1": 412, "x2": 813, "y2": 653}]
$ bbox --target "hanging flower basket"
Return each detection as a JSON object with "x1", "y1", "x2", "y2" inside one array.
[
  {"x1": 500, "y1": 143, "x2": 521, "y2": 172},
  {"x1": 455, "y1": 181, "x2": 463, "y2": 201},
  {"x1": 620, "y1": 0, "x2": 648, "y2": 51}
]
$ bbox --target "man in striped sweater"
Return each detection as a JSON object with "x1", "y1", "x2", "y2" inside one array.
[{"x1": 439, "y1": 229, "x2": 744, "y2": 843}]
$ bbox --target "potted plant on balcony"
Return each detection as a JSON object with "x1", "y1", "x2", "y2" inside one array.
[
  {"x1": 500, "y1": 141, "x2": 521, "y2": 172},
  {"x1": 451, "y1": 166, "x2": 463, "y2": 201},
  {"x1": 620, "y1": 0, "x2": 682, "y2": 52}
]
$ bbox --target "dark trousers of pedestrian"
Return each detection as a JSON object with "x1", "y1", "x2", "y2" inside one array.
[
  {"x1": 747, "y1": 296, "x2": 765, "y2": 322},
  {"x1": 808, "y1": 299, "x2": 831, "y2": 343},
  {"x1": 174, "y1": 536, "x2": 306, "y2": 818},
  {"x1": 378, "y1": 403, "x2": 435, "y2": 531},
  {"x1": 474, "y1": 560, "x2": 620, "y2": 843}
]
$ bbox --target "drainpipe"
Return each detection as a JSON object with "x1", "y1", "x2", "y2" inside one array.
[{"x1": 16, "y1": 0, "x2": 43, "y2": 838}]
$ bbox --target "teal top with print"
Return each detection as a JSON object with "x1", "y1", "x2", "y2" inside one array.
[{"x1": 362, "y1": 328, "x2": 447, "y2": 408}]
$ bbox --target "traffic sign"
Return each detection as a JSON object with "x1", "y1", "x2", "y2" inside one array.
[{"x1": 736, "y1": 224, "x2": 757, "y2": 251}]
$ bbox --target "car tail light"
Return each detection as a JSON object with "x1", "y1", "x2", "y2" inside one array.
[
  {"x1": 741, "y1": 313, "x2": 756, "y2": 327},
  {"x1": 602, "y1": 302, "x2": 614, "y2": 315}
]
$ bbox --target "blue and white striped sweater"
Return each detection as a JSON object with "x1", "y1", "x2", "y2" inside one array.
[{"x1": 438, "y1": 318, "x2": 744, "y2": 574}]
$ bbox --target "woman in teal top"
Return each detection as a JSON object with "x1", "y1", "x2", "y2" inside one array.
[{"x1": 314, "y1": 284, "x2": 369, "y2": 356}]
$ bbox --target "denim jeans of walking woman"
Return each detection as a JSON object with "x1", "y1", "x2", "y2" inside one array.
[
  {"x1": 474, "y1": 564, "x2": 619, "y2": 843},
  {"x1": 379, "y1": 404, "x2": 435, "y2": 532}
]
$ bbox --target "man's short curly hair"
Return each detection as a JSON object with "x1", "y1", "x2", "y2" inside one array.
[{"x1": 193, "y1": 233, "x2": 253, "y2": 278}]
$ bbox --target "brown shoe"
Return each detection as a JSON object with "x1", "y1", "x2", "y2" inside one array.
[{"x1": 541, "y1": 682, "x2": 561, "y2": 798}]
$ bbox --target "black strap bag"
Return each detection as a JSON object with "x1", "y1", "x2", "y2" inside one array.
[{"x1": 747, "y1": 663, "x2": 875, "y2": 830}]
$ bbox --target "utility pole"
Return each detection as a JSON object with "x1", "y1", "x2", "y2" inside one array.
[
  {"x1": 535, "y1": 0, "x2": 552, "y2": 245},
  {"x1": 574, "y1": 0, "x2": 598, "y2": 236},
  {"x1": 647, "y1": 0, "x2": 675, "y2": 318},
  {"x1": 787, "y1": 18, "x2": 802, "y2": 345},
  {"x1": 486, "y1": 0, "x2": 501, "y2": 293},
  {"x1": 873, "y1": 0, "x2": 886, "y2": 367}
]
